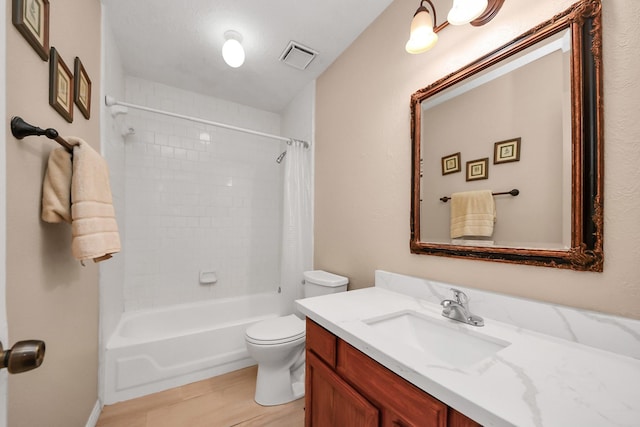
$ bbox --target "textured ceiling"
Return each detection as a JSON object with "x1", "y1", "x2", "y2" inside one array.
[{"x1": 104, "y1": 0, "x2": 395, "y2": 113}]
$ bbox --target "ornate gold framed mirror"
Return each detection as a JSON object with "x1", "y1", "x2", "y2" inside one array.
[{"x1": 410, "y1": 0, "x2": 603, "y2": 271}]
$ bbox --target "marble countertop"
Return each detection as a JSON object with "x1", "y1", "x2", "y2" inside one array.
[{"x1": 296, "y1": 287, "x2": 640, "y2": 427}]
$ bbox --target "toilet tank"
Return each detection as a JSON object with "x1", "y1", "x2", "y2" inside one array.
[{"x1": 303, "y1": 270, "x2": 349, "y2": 298}]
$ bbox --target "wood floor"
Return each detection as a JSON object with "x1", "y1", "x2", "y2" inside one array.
[{"x1": 96, "y1": 366, "x2": 305, "y2": 427}]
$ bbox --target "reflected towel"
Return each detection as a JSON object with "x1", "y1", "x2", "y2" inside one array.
[
  {"x1": 450, "y1": 190, "x2": 496, "y2": 239},
  {"x1": 69, "y1": 137, "x2": 121, "y2": 262}
]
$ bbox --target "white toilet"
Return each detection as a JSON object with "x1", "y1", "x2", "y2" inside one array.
[{"x1": 245, "y1": 270, "x2": 348, "y2": 406}]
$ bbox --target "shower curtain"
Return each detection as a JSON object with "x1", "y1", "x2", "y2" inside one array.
[{"x1": 280, "y1": 140, "x2": 312, "y2": 308}]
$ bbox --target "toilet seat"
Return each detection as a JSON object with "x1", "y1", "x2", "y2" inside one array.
[{"x1": 245, "y1": 314, "x2": 305, "y2": 345}]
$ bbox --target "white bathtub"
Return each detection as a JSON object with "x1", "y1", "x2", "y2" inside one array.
[{"x1": 103, "y1": 292, "x2": 281, "y2": 404}]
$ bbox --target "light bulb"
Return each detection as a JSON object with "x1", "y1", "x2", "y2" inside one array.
[
  {"x1": 405, "y1": 8, "x2": 438, "y2": 54},
  {"x1": 447, "y1": 0, "x2": 488, "y2": 25},
  {"x1": 222, "y1": 32, "x2": 245, "y2": 68}
]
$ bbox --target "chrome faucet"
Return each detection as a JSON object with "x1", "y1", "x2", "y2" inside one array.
[{"x1": 440, "y1": 289, "x2": 484, "y2": 327}]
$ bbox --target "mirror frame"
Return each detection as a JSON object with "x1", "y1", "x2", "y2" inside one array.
[{"x1": 410, "y1": 0, "x2": 603, "y2": 271}]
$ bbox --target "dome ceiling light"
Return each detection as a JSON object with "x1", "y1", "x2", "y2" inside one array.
[{"x1": 222, "y1": 30, "x2": 245, "y2": 68}]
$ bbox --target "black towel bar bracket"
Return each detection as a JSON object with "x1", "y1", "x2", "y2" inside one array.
[
  {"x1": 10, "y1": 116, "x2": 74, "y2": 152},
  {"x1": 440, "y1": 189, "x2": 519, "y2": 203}
]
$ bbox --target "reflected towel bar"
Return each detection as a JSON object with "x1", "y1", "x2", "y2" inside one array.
[
  {"x1": 440, "y1": 189, "x2": 519, "y2": 203},
  {"x1": 10, "y1": 116, "x2": 74, "y2": 153}
]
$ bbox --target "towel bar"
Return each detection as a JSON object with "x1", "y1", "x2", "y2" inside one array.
[
  {"x1": 440, "y1": 189, "x2": 519, "y2": 203},
  {"x1": 10, "y1": 116, "x2": 74, "y2": 153}
]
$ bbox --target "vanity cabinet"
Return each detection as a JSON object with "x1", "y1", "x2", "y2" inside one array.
[
  {"x1": 305, "y1": 319, "x2": 481, "y2": 427},
  {"x1": 306, "y1": 351, "x2": 379, "y2": 426}
]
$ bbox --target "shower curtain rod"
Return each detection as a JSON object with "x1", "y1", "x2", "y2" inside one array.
[{"x1": 104, "y1": 95, "x2": 309, "y2": 148}]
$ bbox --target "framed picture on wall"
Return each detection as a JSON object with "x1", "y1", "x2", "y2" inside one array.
[
  {"x1": 466, "y1": 158, "x2": 489, "y2": 181},
  {"x1": 49, "y1": 47, "x2": 74, "y2": 123},
  {"x1": 74, "y1": 57, "x2": 92, "y2": 119},
  {"x1": 441, "y1": 152, "x2": 461, "y2": 175},
  {"x1": 494, "y1": 137, "x2": 521, "y2": 164},
  {"x1": 12, "y1": 0, "x2": 50, "y2": 61}
]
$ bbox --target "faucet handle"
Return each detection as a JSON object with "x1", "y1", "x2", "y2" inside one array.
[{"x1": 451, "y1": 288, "x2": 468, "y2": 305}]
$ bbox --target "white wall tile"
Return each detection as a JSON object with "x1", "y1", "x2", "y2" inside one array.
[{"x1": 122, "y1": 77, "x2": 285, "y2": 310}]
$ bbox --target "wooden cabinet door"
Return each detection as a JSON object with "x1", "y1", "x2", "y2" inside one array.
[
  {"x1": 337, "y1": 341, "x2": 447, "y2": 427},
  {"x1": 306, "y1": 351, "x2": 379, "y2": 427}
]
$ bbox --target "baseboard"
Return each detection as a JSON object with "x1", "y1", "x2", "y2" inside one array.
[{"x1": 85, "y1": 400, "x2": 102, "y2": 427}]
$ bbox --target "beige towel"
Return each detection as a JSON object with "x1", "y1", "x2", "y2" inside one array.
[
  {"x1": 42, "y1": 147, "x2": 74, "y2": 223},
  {"x1": 450, "y1": 190, "x2": 496, "y2": 239},
  {"x1": 42, "y1": 137, "x2": 121, "y2": 262}
]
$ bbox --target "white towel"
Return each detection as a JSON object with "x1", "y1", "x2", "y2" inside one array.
[
  {"x1": 42, "y1": 137, "x2": 121, "y2": 262},
  {"x1": 450, "y1": 190, "x2": 496, "y2": 239}
]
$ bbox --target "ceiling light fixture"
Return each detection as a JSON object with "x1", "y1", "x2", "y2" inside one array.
[
  {"x1": 405, "y1": 0, "x2": 505, "y2": 54},
  {"x1": 222, "y1": 30, "x2": 245, "y2": 68}
]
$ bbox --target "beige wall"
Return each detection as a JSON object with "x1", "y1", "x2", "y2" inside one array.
[
  {"x1": 315, "y1": 0, "x2": 640, "y2": 318},
  {"x1": 5, "y1": 0, "x2": 102, "y2": 425}
]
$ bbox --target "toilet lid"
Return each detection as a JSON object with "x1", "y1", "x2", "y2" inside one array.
[{"x1": 245, "y1": 314, "x2": 305, "y2": 344}]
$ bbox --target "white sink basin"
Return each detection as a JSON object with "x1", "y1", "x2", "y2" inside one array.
[{"x1": 364, "y1": 310, "x2": 510, "y2": 368}]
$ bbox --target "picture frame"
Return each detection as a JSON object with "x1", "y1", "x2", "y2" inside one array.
[
  {"x1": 12, "y1": 0, "x2": 50, "y2": 61},
  {"x1": 49, "y1": 47, "x2": 74, "y2": 123},
  {"x1": 441, "y1": 152, "x2": 461, "y2": 175},
  {"x1": 494, "y1": 137, "x2": 521, "y2": 164},
  {"x1": 466, "y1": 158, "x2": 489, "y2": 181},
  {"x1": 74, "y1": 57, "x2": 92, "y2": 119}
]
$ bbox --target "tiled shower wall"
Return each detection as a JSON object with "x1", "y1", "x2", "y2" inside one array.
[
  {"x1": 100, "y1": 18, "x2": 127, "y2": 344},
  {"x1": 122, "y1": 77, "x2": 284, "y2": 311}
]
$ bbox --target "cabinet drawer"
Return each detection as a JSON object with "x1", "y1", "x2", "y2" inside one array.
[
  {"x1": 338, "y1": 340, "x2": 447, "y2": 427},
  {"x1": 306, "y1": 318, "x2": 337, "y2": 368},
  {"x1": 448, "y1": 408, "x2": 482, "y2": 427}
]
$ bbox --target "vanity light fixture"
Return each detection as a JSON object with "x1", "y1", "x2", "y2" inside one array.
[
  {"x1": 405, "y1": 0, "x2": 439, "y2": 54},
  {"x1": 222, "y1": 30, "x2": 245, "y2": 68},
  {"x1": 447, "y1": 0, "x2": 488, "y2": 25},
  {"x1": 405, "y1": 0, "x2": 505, "y2": 54}
]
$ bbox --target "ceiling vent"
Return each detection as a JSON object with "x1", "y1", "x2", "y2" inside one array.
[{"x1": 279, "y1": 41, "x2": 318, "y2": 70}]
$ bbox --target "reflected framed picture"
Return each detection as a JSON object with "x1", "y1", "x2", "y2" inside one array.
[
  {"x1": 12, "y1": 0, "x2": 50, "y2": 60},
  {"x1": 494, "y1": 137, "x2": 521, "y2": 164},
  {"x1": 441, "y1": 152, "x2": 461, "y2": 175},
  {"x1": 74, "y1": 57, "x2": 92, "y2": 119},
  {"x1": 49, "y1": 47, "x2": 74, "y2": 123},
  {"x1": 466, "y1": 158, "x2": 489, "y2": 181}
]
